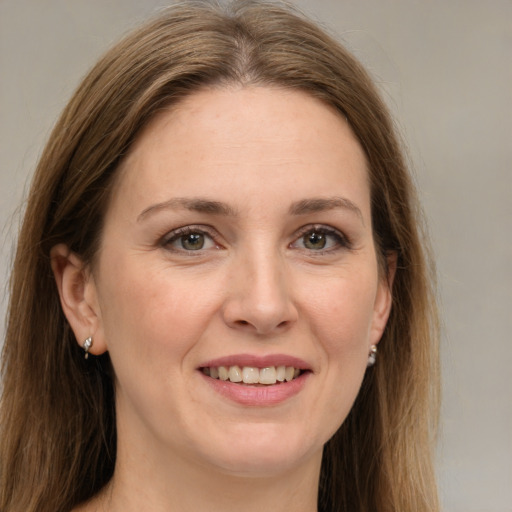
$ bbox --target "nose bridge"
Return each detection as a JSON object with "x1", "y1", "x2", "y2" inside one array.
[{"x1": 223, "y1": 240, "x2": 297, "y2": 335}]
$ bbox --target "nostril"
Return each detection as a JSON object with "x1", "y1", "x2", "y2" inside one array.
[{"x1": 223, "y1": 297, "x2": 298, "y2": 334}]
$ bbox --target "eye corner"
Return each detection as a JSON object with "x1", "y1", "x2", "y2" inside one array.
[
  {"x1": 160, "y1": 225, "x2": 223, "y2": 254},
  {"x1": 290, "y1": 224, "x2": 352, "y2": 254}
]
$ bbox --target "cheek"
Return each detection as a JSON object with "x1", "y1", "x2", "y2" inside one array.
[
  {"x1": 95, "y1": 256, "x2": 220, "y2": 365},
  {"x1": 303, "y1": 272, "x2": 379, "y2": 354},
  {"x1": 306, "y1": 273, "x2": 379, "y2": 427}
]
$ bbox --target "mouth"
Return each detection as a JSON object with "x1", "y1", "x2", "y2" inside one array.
[
  {"x1": 198, "y1": 354, "x2": 311, "y2": 405},
  {"x1": 201, "y1": 365, "x2": 305, "y2": 386}
]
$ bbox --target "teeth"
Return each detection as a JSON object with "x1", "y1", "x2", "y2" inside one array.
[
  {"x1": 218, "y1": 366, "x2": 229, "y2": 381},
  {"x1": 259, "y1": 367, "x2": 277, "y2": 385},
  {"x1": 228, "y1": 365, "x2": 242, "y2": 383},
  {"x1": 204, "y1": 365, "x2": 302, "y2": 385},
  {"x1": 242, "y1": 366, "x2": 260, "y2": 384}
]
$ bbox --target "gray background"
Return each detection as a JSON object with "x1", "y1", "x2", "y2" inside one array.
[{"x1": 1, "y1": 1, "x2": 510, "y2": 510}]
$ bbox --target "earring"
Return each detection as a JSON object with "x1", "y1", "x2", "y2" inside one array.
[
  {"x1": 367, "y1": 345, "x2": 377, "y2": 367},
  {"x1": 82, "y1": 337, "x2": 93, "y2": 359}
]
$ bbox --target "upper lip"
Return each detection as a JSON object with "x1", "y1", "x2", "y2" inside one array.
[{"x1": 199, "y1": 353, "x2": 311, "y2": 371}]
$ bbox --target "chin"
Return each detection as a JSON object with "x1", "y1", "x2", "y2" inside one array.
[{"x1": 192, "y1": 422, "x2": 325, "y2": 477}]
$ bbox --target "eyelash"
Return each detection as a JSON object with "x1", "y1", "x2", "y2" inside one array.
[
  {"x1": 291, "y1": 225, "x2": 352, "y2": 254},
  {"x1": 160, "y1": 225, "x2": 219, "y2": 254},
  {"x1": 160, "y1": 224, "x2": 351, "y2": 254}
]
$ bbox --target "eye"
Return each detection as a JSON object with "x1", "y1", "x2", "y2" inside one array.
[
  {"x1": 303, "y1": 231, "x2": 329, "y2": 250},
  {"x1": 162, "y1": 227, "x2": 217, "y2": 252},
  {"x1": 291, "y1": 226, "x2": 349, "y2": 252}
]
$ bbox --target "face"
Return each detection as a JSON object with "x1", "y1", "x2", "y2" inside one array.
[{"x1": 82, "y1": 87, "x2": 392, "y2": 478}]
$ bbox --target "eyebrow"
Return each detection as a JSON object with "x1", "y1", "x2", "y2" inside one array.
[
  {"x1": 137, "y1": 197, "x2": 238, "y2": 221},
  {"x1": 137, "y1": 195, "x2": 364, "y2": 224},
  {"x1": 289, "y1": 197, "x2": 364, "y2": 224}
]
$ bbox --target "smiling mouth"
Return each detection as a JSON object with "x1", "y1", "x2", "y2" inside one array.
[{"x1": 201, "y1": 365, "x2": 304, "y2": 385}]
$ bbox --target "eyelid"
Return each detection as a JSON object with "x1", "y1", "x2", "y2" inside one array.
[
  {"x1": 290, "y1": 224, "x2": 352, "y2": 252},
  {"x1": 159, "y1": 223, "x2": 351, "y2": 254},
  {"x1": 160, "y1": 225, "x2": 222, "y2": 252}
]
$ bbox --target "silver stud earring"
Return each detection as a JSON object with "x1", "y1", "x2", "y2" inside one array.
[
  {"x1": 367, "y1": 345, "x2": 377, "y2": 367},
  {"x1": 82, "y1": 337, "x2": 93, "y2": 359}
]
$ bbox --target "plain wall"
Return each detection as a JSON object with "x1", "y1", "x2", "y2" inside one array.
[{"x1": 1, "y1": 1, "x2": 511, "y2": 510}]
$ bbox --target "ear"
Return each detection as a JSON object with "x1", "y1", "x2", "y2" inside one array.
[
  {"x1": 370, "y1": 251, "x2": 398, "y2": 346},
  {"x1": 50, "y1": 244, "x2": 107, "y2": 356}
]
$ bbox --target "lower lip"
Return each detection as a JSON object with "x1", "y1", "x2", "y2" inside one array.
[{"x1": 200, "y1": 371, "x2": 310, "y2": 406}]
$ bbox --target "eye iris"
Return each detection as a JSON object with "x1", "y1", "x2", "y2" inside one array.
[
  {"x1": 181, "y1": 233, "x2": 204, "y2": 250},
  {"x1": 304, "y1": 231, "x2": 326, "y2": 250}
]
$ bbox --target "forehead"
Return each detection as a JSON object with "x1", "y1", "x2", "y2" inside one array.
[{"x1": 111, "y1": 86, "x2": 370, "y2": 219}]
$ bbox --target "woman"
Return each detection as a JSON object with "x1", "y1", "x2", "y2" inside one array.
[{"x1": 0, "y1": 1, "x2": 440, "y2": 511}]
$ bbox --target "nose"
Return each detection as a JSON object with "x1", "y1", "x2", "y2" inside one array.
[{"x1": 221, "y1": 251, "x2": 298, "y2": 336}]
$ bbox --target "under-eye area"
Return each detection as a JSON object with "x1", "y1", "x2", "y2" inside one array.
[{"x1": 201, "y1": 365, "x2": 307, "y2": 385}]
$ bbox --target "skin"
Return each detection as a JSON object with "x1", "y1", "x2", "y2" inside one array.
[{"x1": 52, "y1": 86, "x2": 393, "y2": 512}]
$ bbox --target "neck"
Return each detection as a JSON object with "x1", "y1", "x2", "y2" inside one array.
[{"x1": 93, "y1": 441, "x2": 322, "y2": 512}]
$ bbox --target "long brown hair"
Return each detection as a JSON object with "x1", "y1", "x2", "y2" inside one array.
[{"x1": 0, "y1": 1, "x2": 439, "y2": 510}]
